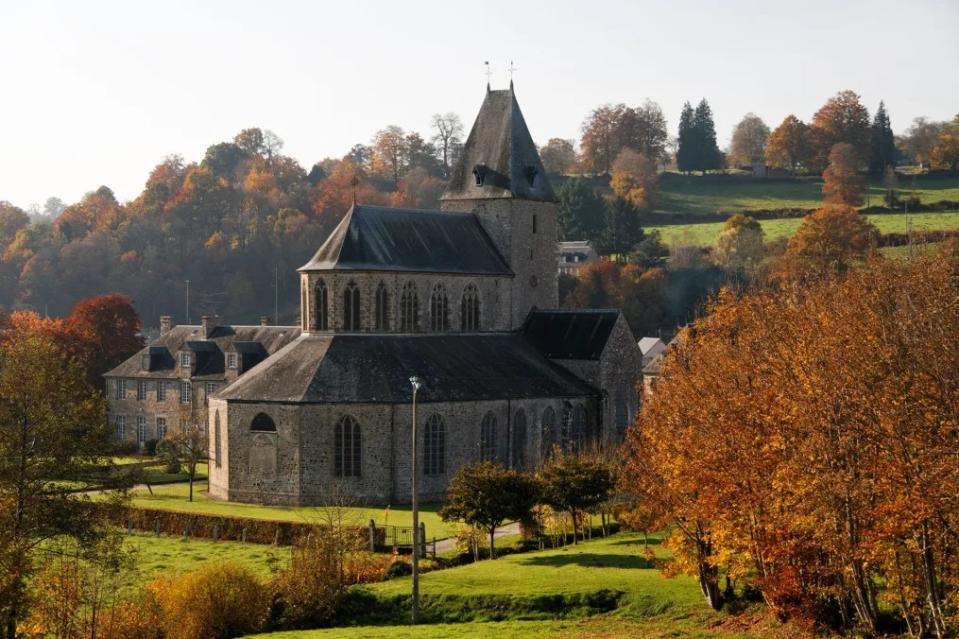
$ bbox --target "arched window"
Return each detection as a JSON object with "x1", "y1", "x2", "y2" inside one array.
[
  {"x1": 213, "y1": 410, "x2": 222, "y2": 468},
  {"x1": 460, "y1": 284, "x2": 481, "y2": 331},
  {"x1": 424, "y1": 414, "x2": 445, "y2": 475},
  {"x1": 511, "y1": 409, "x2": 527, "y2": 470},
  {"x1": 561, "y1": 402, "x2": 573, "y2": 452},
  {"x1": 343, "y1": 280, "x2": 360, "y2": 331},
  {"x1": 334, "y1": 415, "x2": 361, "y2": 477},
  {"x1": 480, "y1": 411, "x2": 497, "y2": 462},
  {"x1": 571, "y1": 404, "x2": 589, "y2": 452},
  {"x1": 251, "y1": 412, "x2": 276, "y2": 432},
  {"x1": 374, "y1": 281, "x2": 390, "y2": 331},
  {"x1": 400, "y1": 282, "x2": 419, "y2": 331},
  {"x1": 541, "y1": 406, "x2": 556, "y2": 461},
  {"x1": 314, "y1": 279, "x2": 329, "y2": 331},
  {"x1": 430, "y1": 283, "x2": 450, "y2": 331}
]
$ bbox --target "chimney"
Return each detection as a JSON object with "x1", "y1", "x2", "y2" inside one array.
[
  {"x1": 260, "y1": 316, "x2": 271, "y2": 327},
  {"x1": 160, "y1": 315, "x2": 174, "y2": 335},
  {"x1": 200, "y1": 315, "x2": 217, "y2": 339}
]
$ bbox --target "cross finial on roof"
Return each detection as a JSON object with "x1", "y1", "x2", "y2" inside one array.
[
  {"x1": 507, "y1": 60, "x2": 516, "y2": 90},
  {"x1": 484, "y1": 60, "x2": 491, "y2": 92}
]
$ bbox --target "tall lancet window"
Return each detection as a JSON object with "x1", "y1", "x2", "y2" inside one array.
[
  {"x1": 313, "y1": 279, "x2": 329, "y2": 331},
  {"x1": 374, "y1": 281, "x2": 390, "y2": 330},
  {"x1": 400, "y1": 281, "x2": 419, "y2": 331},
  {"x1": 429, "y1": 283, "x2": 450, "y2": 332},
  {"x1": 343, "y1": 280, "x2": 360, "y2": 331},
  {"x1": 460, "y1": 284, "x2": 480, "y2": 331}
]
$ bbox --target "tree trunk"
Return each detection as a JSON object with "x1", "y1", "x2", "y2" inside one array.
[
  {"x1": 489, "y1": 529, "x2": 496, "y2": 560},
  {"x1": 188, "y1": 468, "x2": 194, "y2": 502},
  {"x1": 570, "y1": 509, "x2": 579, "y2": 544},
  {"x1": 920, "y1": 522, "x2": 947, "y2": 638}
]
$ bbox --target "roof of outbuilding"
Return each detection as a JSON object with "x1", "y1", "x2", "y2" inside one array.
[
  {"x1": 216, "y1": 333, "x2": 597, "y2": 404},
  {"x1": 442, "y1": 87, "x2": 556, "y2": 202},
  {"x1": 104, "y1": 324, "x2": 301, "y2": 380},
  {"x1": 298, "y1": 204, "x2": 512, "y2": 276},
  {"x1": 522, "y1": 309, "x2": 622, "y2": 360}
]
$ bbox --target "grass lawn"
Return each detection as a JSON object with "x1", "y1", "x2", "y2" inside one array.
[
  {"x1": 120, "y1": 481, "x2": 458, "y2": 539},
  {"x1": 648, "y1": 210, "x2": 959, "y2": 246},
  {"x1": 657, "y1": 174, "x2": 959, "y2": 215},
  {"x1": 248, "y1": 533, "x2": 788, "y2": 639},
  {"x1": 125, "y1": 532, "x2": 288, "y2": 585}
]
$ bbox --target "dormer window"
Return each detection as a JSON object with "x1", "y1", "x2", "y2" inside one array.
[
  {"x1": 227, "y1": 353, "x2": 238, "y2": 369},
  {"x1": 179, "y1": 352, "x2": 191, "y2": 368},
  {"x1": 472, "y1": 164, "x2": 488, "y2": 186},
  {"x1": 524, "y1": 166, "x2": 538, "y2": 186}
]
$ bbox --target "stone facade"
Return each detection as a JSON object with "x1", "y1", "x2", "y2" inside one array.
[
  {"x1": 207, "y1": 395, "x2": 598, "y2": 505},
  {"x1": 299, "y1": 271, "x2": 513, "y2": 334},
  {"x1": 441, "y1": 199, "x2": 559, "y2": 328}
]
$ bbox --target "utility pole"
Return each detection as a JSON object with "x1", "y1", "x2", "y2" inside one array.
[{"x1": 409, "y1": 375, "x2": 423, "y2": 625}]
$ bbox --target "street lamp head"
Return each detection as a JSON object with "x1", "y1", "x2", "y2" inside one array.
[{"x1": 409, "y1": 375, "x2": 422, "y2": 391}]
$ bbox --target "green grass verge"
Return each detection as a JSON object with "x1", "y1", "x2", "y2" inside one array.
[
  {"x1": 119, "y1": 481, "x2": 457, "y2": 539},
  {"x1": 648, "y1": 210, "x2": 959, "y2": 246},
  {"x1": 657, "y1": 174, "x2": 959, "y2": 215}
]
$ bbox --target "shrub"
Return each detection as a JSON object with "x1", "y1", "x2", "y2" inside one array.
[
  {"x1": 151, "y1": 562, "x2": 269, "y2": 639},
  {"x1": 384, "y1": 559, "x2": 412, "y2": 580},
  {"x1": 143, "y1": 438, "x2": 159, "y2": 457}
]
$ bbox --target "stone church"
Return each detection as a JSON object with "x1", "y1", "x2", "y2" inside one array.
[{"x1": 108, "y1": 84, "x2": 643, "y2": 505}]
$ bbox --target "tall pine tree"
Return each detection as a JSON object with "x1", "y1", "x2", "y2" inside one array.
[
  {"x1": 676, "y1": 102, "x2": 696, "y2": 173},
  {"x1": 869, "y1": 101, "x2": 896, "y2": 173},
  {"x1": 693, "y1": 99, "x2": 722, "y2": 174}
]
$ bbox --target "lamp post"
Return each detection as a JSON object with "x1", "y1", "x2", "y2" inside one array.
[{"x1": 409, "y1": 375, "x2": 423, "y2": 625}]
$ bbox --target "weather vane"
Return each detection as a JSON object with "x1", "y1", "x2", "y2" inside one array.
[
  {"x1": 484, "y1": 60, "x2": 492, "y2": 84},
  {"x1": 507, "y1": 60, "x2": 516, "y2": 83}
]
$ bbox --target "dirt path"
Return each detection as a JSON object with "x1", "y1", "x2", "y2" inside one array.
[{"x1": 433, "y1": 521, "x2": 522, "y2": 554}]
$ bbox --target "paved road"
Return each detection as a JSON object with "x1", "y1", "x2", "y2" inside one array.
[{"x1": 433, "y1": 521, "x2": 522, "y2": 554}]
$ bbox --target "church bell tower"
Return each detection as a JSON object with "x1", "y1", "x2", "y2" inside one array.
[{"x1": 440, "y1": 83, "x2": 559, "y2": 328}]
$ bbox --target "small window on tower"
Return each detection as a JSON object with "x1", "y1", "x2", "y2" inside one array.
[
  {"x1": 472, "y1": 164, "x2": 488, "y2": 186},
  {"x1": 524, "y1": 166, "x2": 538, "y2": 186},
  {"x1": 532, "y1": 214, "x2": 537, "y2": 234}
]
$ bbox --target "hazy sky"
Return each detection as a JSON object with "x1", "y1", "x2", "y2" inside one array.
[{"x1": 1, "y1": 0, "x2": 956, "y2": 210}]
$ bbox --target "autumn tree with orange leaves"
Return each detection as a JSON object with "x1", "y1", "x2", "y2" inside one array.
[
  {"x1": 822, "y1": 143, "x2": 866, "y2": 206},
  {"x1": 776, "y1": 205, "x2": 878, "y2": 281},
  {"x1": 621, "y1": 254, "x2": 959, "y2": 634}
]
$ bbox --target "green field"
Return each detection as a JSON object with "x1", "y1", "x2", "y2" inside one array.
[
  {"x1": 248, "y1": 533, "x2": 780, "y2": 639},
  {"x1": 122, "y1": 482, "x2": 458, "y2": 539},
  {"x1": 648, "y1": 210, "x2": 959, "y2": 246},
  {"x1": 125, "y1": 533, "x2": 288, "y2": 584},
  {"x1": 657, "y1": 174, "x2": 959, "y2": 215}
]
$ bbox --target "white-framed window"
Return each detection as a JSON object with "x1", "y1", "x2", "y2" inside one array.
[
  {"x1": 137, "y1": 380, "x2": 148, "y2": 401},
  {"x1": 180, "y1": 381, "x2": 191, "y2": 404},
  {"x1": 206, "y1": 382, "x2": 216, "y2": 395},
  {"x1": 180, "y1": 352, "x2": 191, "y2": 368},
  {"x1": 157, "y1": 381, "x2": 166, "y2": 401},
  {"x1": 114, "y1": 415, "x2": 126, "y2": 438},
  {"x1": 136, "y1": 415, "x2": 147, "y2": 444},
  {"x1": 156, "y1": 417, "x2": 168, "y2": 440},
  {"x1": 227, "y1": 353, "x2": 238, "y2": 369},
  {"x1": 115, "y1": 379, "x2": 127, "y2": 400}
]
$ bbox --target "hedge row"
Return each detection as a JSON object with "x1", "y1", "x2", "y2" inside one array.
[{"x1": 97, "y1": 504, "x2": 385, "y2": 547}]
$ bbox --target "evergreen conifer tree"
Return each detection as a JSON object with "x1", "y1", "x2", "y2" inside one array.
[
  {"x1": 558, "y1": 177, "x2": 607, "y2": 243},
  {"x1": 676, "y1": 102, "x2": 696, "y2": 173},
  {"x1": 869, "y1": 101, "x2": 896, "y2": 173},
  {"x1": 693, "y1": 99, "x2": 722, "y2": 174}
]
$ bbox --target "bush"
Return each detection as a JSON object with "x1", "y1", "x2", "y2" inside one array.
[
  {"x1": 143, "y1": 438, "x2": 159, "y2": 457},
  {"x1": 151, "y1": 562, "x2": 269, "y2": 639},
  {"x1": 384, "y1": 559, "x2": 412, "y2": 579}
]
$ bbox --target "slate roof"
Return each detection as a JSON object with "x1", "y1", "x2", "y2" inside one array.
[
  {"x1": 442, "y1": 87, "x2": 556, "y2": 202},
  {"x1": 216, "y1": 333, "x2": 597, "y2": 404},
  {"x1": 104, "y1": 324, "x2": 301, "y2": 381},
  {"x1": 298, "y1": 204, "x2": 511, "y2": 276},
  {"x1": 522, "y1": 309, "x2": 621, "y2": 360}
]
